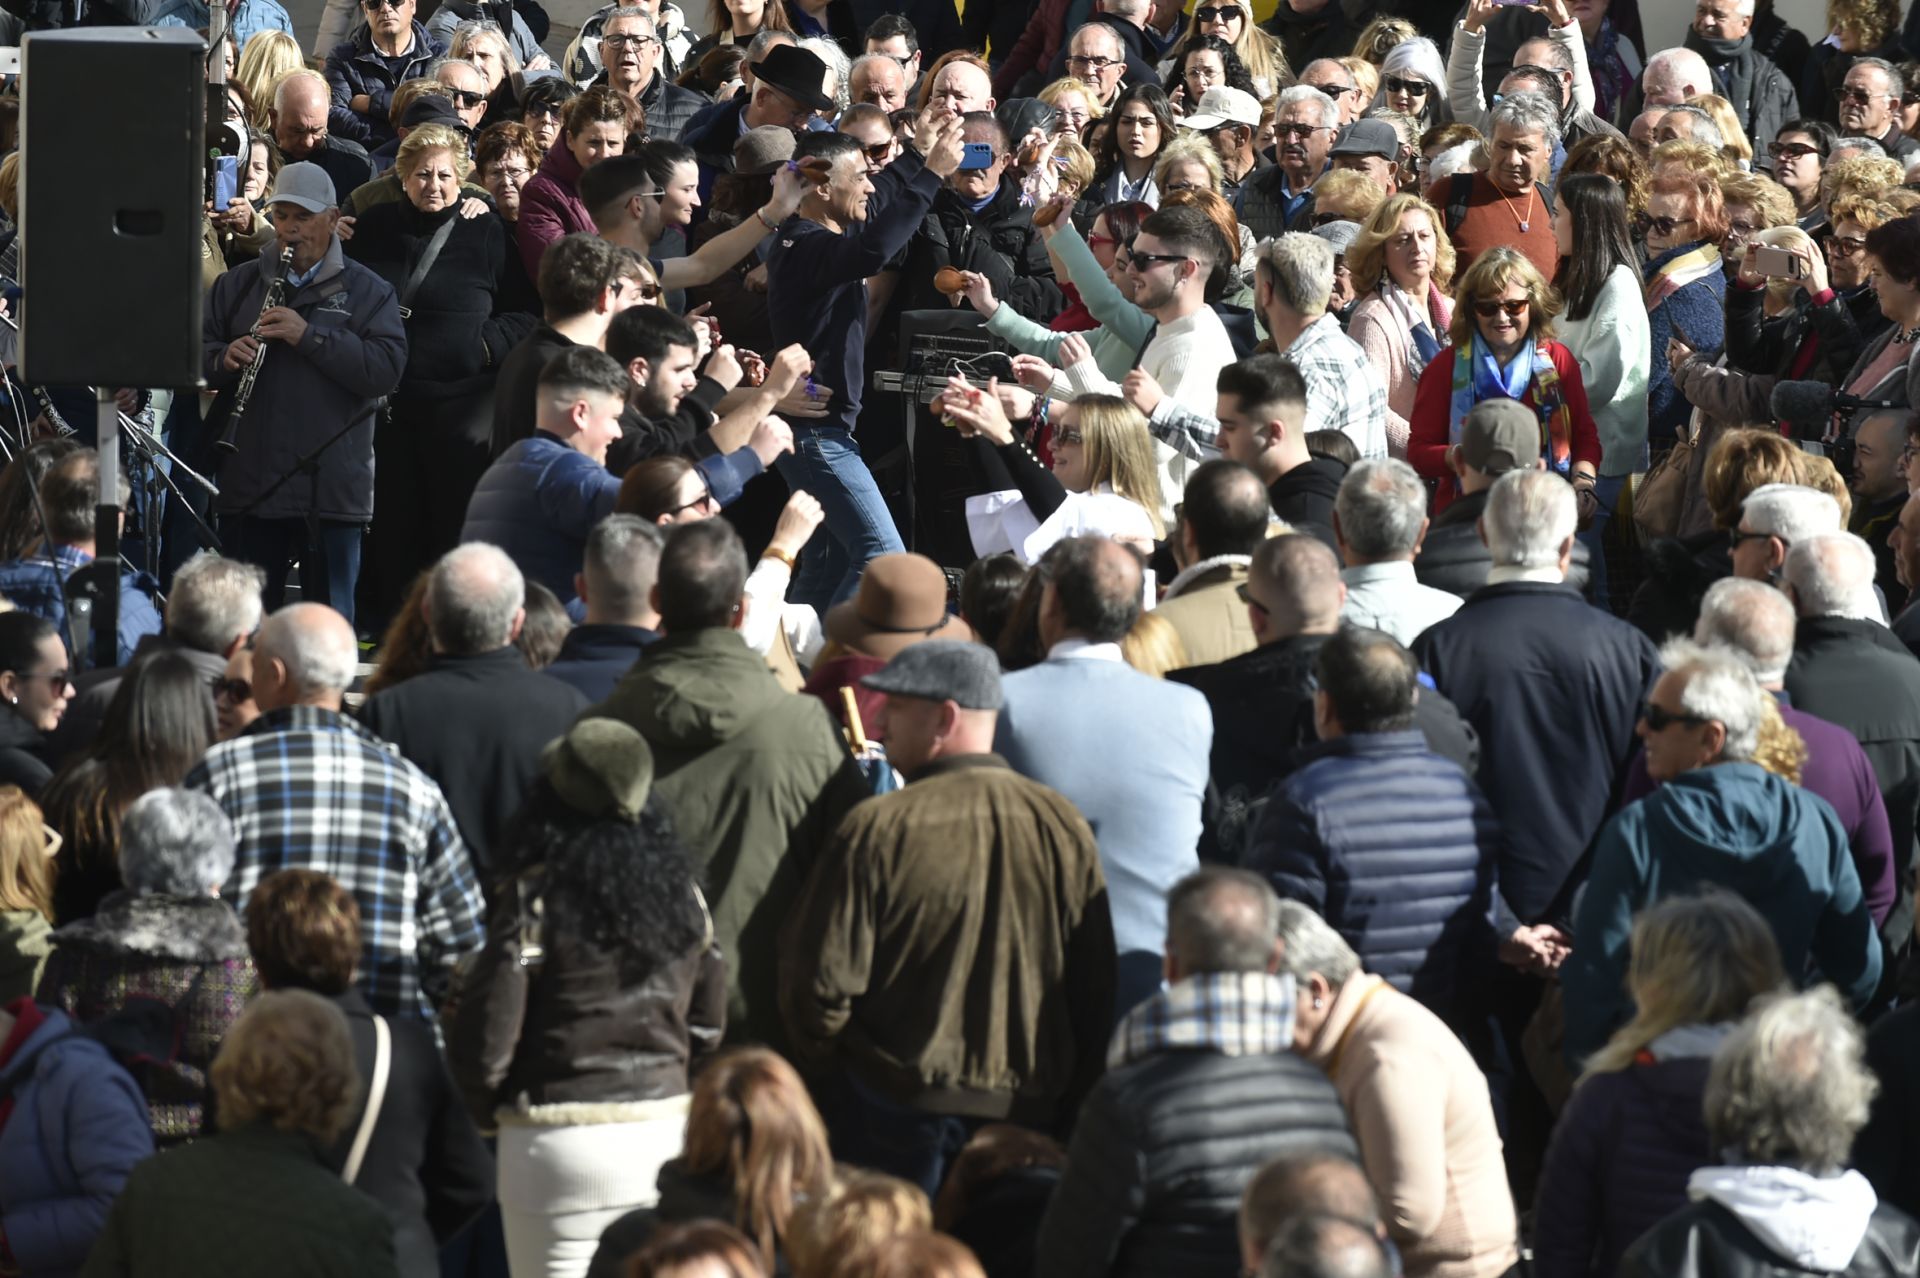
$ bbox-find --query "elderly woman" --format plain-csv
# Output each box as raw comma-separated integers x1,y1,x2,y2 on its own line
449,719,723,1278
1718,172,1796,281
1276,901,1521,1278
1347,193,1457,459
519,85,630,278
346,122,537,631
474,121,544,314
1371,36,1450,133
1534,891,1785,1278
1622,987,1920,1275
247,870,492,1278
1038,76,1102,140
1768,119,1838,233
519,76,578,157
1831,215,1920,439
1407,246,1602,513
83,990,402,1278
0,613,70,798
36,788,259,1146
1643,170,1728,451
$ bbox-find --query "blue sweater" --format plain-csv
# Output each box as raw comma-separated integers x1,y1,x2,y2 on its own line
1644,242,1727,445
1245,729,1499,1021
461,433,620,608
765,148,944,436
1563,763,1881,1067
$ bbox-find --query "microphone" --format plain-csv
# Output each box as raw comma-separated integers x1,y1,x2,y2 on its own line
1769,380,1905,424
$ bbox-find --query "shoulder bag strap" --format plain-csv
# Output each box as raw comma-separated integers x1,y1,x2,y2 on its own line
341,1014,392,1186
397,217,458,319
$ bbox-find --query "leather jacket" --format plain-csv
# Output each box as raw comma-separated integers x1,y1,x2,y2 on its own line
1623,1199,1920,1278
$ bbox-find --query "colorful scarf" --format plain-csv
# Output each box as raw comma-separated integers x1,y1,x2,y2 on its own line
1588,19,1636,128
1646,242,1723,309
1448,335,1572,473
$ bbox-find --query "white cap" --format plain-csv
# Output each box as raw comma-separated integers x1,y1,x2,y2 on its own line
1180,85,1262,132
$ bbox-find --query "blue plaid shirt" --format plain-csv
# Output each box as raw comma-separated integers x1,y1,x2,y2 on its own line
1108,970,1298,1069
184,705,485,1020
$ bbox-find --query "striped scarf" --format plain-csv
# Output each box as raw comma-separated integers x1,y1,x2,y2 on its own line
1448,335,1573,474
1646,242,1723,309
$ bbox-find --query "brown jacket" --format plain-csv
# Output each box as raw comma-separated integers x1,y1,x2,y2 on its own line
1156,561,1257,671
1301,974,1519,1278
779,754,1115,1127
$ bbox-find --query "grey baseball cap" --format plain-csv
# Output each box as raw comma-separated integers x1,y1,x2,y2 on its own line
1461,399,1544,474
860,639,1004,711
265,161,337,213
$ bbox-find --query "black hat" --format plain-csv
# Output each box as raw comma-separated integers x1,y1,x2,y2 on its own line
752,44,835,114
402,95,468,132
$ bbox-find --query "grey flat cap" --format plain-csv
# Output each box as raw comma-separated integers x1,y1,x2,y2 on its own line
860,639,1004,710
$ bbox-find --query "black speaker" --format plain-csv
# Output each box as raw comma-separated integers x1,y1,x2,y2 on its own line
21,28,204,388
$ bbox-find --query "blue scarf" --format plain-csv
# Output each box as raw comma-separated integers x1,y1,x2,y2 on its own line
1447,334,1571,474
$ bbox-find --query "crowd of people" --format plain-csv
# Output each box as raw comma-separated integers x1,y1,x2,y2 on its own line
2,0,1920,1273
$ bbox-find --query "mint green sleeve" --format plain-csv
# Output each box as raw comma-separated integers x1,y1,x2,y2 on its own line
1053,222,1155,350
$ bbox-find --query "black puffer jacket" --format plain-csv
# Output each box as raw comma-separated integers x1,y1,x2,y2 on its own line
1032,1051,1359,1278
899,181,1062,323
1622,1198,1920,1278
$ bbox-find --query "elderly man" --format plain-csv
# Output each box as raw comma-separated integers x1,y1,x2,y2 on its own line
1248,628,1499,1025
1299,59,1364,126
1850,409,1911,612
1034,869,1357,1278
1053,11,1155,110
205,162,406,626
995,536,1212,1014
681,43,836,210
185,603,484,1020
360,544,589,872
322,0,443,149
1730,482,1844,585
781,639,1114,1199
1679,0,1798,150
1838,58,1920,162
1240,1154,1386,1275
1325,119,1399,196
1448,0,1625,153
1158,459,1270,667
543,516,664,700
899,112,1059,320
1622,988,1920,1277
1182,87,1269,207
1428,92,1560,277
1563,640,1880,1065
590,7,703,140
1209,356,1342,551
270,70,373,204
1655,103,1726,148
1334,459,1462,643
1239,86,1338,242
1641,46,1715,109
433,58,490,135
1784,531,1920,951
849,51,909,113
924,51,997,116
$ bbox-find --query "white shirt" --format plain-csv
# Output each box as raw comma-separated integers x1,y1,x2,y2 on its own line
1048,638,1125,663
1339,560,1463,645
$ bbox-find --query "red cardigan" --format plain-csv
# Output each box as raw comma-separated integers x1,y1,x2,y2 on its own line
1407,342,1604,513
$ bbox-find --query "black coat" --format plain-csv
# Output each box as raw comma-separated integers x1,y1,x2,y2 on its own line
587,1163,743,1278
1858,1003,1920,1220
1032,1051,1359,1278
317,989,493,1278
1169,634,1478,864
900,182,1062,323
1042,13,1160,92
1267,456,1345,555
1261,0,1359,77
1412,582,1660,924
542,624,660,703
358,646,589,874
0,709,52,799
1415,487,1594,600
1622,1199,1920,1278
1627,530,1731,645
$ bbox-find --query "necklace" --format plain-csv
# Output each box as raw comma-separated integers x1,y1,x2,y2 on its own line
1896,322,1920,345
1495,181,1536,233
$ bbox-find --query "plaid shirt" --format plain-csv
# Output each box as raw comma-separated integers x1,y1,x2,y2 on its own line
184,705,485,1020
1108,970,1298,1070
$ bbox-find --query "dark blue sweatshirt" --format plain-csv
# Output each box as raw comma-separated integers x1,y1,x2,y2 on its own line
766,148,944,436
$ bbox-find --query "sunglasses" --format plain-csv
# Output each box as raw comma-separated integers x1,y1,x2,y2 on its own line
212,677,253,703
1277,123,1329,140
361,0,403,10
1307,81,1356,98
18,668,71,690
1383,76,1431,97
1052,427,1083,445
1834,86,1892,105
862,140,894,162
1473,298,1528,317
1311,210,1352,226
448,89,486,108
1087,232,1121,251
1641,701,1708,732
1729,528,1775,551
1125,250,1190,271
1638,214,1694,237
1234,582,1270,617
1768,141,1819,160
525,102,565,121
1194,5,1242,20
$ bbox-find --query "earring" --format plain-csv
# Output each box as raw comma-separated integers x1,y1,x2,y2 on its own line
1312,997,1323,1009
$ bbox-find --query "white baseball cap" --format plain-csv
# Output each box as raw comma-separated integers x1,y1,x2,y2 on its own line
1180,86,1262,132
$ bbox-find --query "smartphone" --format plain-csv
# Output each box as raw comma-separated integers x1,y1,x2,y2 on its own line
961,141,995,169
212,154,239,208
1753,245,1806,279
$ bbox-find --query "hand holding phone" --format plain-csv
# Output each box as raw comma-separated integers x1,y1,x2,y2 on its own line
1753,245,1806,279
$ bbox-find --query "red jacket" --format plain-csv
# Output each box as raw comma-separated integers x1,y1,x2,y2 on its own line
1407,342,1603,513
991,0,1072,100
517,139,594,280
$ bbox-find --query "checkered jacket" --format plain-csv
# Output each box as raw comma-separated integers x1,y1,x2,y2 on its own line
184,705,485,1020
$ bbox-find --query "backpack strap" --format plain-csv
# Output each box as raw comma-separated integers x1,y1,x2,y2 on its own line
1444,173,1475,240
341,1015,391,1186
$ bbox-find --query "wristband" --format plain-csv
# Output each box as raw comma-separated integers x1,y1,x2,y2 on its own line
761,547,797,571
755,207,779,232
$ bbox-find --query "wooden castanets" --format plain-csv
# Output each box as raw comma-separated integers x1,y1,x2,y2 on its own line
1031,200,1065,228
933,267,967,295
789,156,834,183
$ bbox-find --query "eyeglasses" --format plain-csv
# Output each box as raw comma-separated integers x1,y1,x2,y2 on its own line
1125,250,1190,272
488,164,532,184
447,89,486,108
1194,5,1242,20
1726,219,1759,237
1306,81,1356,99
1641,701,1708,732
1277,123,1330,140
1473,298,1529,317
212,677,253,703
1052,427,1083,445
879,51,915,70
1638,214,1695,237
1729,528,1776,552
1234,582,1270,619
18,668,71,690
1830,235,1869,258
1065,54,1119,73
1768,141,1820,160
602,33,661,49
1383,76,1431,98
1834,86,1893,105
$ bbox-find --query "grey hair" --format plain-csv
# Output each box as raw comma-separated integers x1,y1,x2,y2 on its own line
451,18,520,72
1427,142,1480,181
1256,233,1334,318
1166,868,1281,974
1660,638,1765,763
1070,20,1125,57
1482,469,1576,572
1705,985,1877,1174
744,27,794,62
1849,56,1900,90
1663,104,1724,149
255,603,357,695
1261,1214,1393,1278
849,51,896,83
1103,0,1152,18
1272,900,1362,986
1741,483,1841,546
798,36,850,111
1694,577,1795,684
583,515,665,621
1829,136,1888,161
1335,459,1427,561
1489,91,1561,148
603,4,654,29
166,552,266,655
426,543,526,655
1370,37,1450,124
431,56,486,84
1783,532,1879,621
1275,84,1339,131
1514,35,1574,75
1644,47,1712,92
120,788,237,895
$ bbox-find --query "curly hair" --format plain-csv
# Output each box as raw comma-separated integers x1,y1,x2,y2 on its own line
1706,985,1878,1173
1649,168,1729,245
1719,172,1797,232
1162,34,1257,100
1348,192,1455,297
1821,153,1905,207
1752,695,1808,784
1561,133,1649,220
787,1172,932,1278
475,120,542,175
1446,246,1563,349
1650,138,1730,180
246,869,360,995
396,123,474,182
1827,0,1901,51
212,989,358,1141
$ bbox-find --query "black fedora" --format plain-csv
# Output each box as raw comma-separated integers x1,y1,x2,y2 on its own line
753,44,835,114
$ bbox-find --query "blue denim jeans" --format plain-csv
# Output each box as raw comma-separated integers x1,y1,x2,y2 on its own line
774,426,905,611
825,1072,981,1200
1577,474,1627,611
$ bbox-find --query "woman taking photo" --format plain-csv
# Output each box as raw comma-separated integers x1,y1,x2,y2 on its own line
1081,85,1174,220
450,719,723,1278
1552,173,1649,585
519,86,632,278
1408,246,1602,513
348,123,537,633
1642,169,1727,452
0,613,71,798
1347,193,1456,459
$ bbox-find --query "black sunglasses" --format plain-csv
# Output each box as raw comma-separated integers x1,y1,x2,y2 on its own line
1194,5,1242,20
1635,214,1695,237
1383,75,1431,97
1729,528,1776,551
211,676,252,703
1234,582,1269,617
1473,298,1528,317
1642,701,1708,732
448,89,486,108
361,0,402,10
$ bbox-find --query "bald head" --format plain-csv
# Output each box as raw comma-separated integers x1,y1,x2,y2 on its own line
928,57,993,115
1694,577,1796,685
272,71,332,159
254,603,357,711
1643,48,1712,107
1248,534,1344,638
1784,532,1880,620
1165,867,1280,979
1041,535,1144,646
1240,1154,1381,1273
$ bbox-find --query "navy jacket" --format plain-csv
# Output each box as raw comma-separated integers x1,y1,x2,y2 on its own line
1245,729,1500,1020
1644,241,1727,445
1412,580,1660,925
461,433,620,609
0,544,161,669
1859,1002,1920,1221
323,21,446,149
542,623,659,702
678,95,747,220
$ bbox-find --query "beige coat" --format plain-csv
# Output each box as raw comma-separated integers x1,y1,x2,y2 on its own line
1156,561,1257,670
1302,974,1519,1278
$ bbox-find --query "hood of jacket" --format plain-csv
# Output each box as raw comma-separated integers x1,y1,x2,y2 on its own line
612,628,788,751
51,891,250,963
1272,455,1347,503
1689,1165,1878,1271
1644,763,1810,862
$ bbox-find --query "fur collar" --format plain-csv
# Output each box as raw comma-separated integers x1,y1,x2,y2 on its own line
53,891,249,962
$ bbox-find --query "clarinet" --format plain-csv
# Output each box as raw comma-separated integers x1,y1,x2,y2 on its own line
215,245,295,455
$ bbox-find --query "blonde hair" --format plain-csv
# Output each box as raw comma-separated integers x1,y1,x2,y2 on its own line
1309,168,1387,226
841,1234,986,1278
212,989,359,1140
1154,135,1225,194
1828,0,1902,50
1121,610,1189,678
1752,695,1808,784
1339,56,1379,104
0,786,53,922
1039,75,1106,122
236,30,304,129
1797,453,1855,525
1719,172,1797,232
396,124,476,183
1072,394,1167,538
1446,246,1562,349
1581,890,1786,1076
1052,136,1096,199
1684,92,1752,165
786,1172,932,1278
1650,138,1731,179
0,153,18,225
1822,154,1905,208
1352,15,1417,65
1348,192,1454,296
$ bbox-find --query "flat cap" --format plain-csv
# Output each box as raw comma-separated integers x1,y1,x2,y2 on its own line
860,639,1004,711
